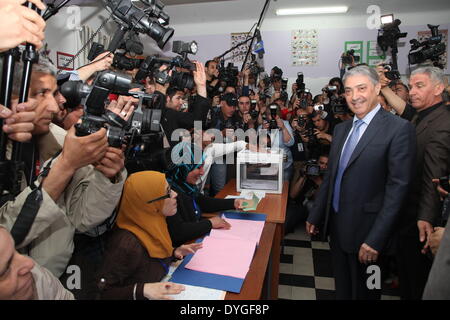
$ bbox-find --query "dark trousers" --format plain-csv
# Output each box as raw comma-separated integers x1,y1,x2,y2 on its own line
329,214,381,300
396,224,433,300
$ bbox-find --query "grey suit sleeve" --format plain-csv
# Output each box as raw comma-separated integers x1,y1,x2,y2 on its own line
365,121,417,251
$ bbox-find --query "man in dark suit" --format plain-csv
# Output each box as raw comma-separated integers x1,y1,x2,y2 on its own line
396,66,450,300
306,66,416,300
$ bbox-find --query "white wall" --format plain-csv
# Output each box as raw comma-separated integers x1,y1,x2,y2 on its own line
44,4,450,95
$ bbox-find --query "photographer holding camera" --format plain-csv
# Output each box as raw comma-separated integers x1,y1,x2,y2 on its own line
259,102,295,181
155,61,210,147
208,92,242,196
0,57,126,278
395,66,450,300
285,154,329,234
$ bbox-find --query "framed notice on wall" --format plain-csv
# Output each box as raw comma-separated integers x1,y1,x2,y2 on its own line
57,51,75,71
367,41,386,67
291,29,319,66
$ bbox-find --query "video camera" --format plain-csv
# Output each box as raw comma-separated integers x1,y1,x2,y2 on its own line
342,49,360,65
103,0,174,51
135,40,198,90
409,24,446,68
218,61,239,88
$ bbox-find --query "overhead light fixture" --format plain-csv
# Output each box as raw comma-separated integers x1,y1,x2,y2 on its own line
276,6,349,16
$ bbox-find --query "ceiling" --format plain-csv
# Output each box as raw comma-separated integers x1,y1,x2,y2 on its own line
44,0,450,24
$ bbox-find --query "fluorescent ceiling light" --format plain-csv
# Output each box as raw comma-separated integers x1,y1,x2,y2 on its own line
276,6,349,16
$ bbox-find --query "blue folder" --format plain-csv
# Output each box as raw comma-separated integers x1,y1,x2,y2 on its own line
169,212,267,293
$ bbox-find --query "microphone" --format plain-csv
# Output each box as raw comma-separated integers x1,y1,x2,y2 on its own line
254,29,265,59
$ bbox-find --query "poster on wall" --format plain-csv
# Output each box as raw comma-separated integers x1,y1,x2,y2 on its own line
367,41,386,67
344,41,364,64
416,29,448,69
291,29,319,66
230,32,251,63
57,51,75,71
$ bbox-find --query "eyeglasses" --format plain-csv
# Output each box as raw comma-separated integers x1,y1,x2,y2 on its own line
147,187,172,204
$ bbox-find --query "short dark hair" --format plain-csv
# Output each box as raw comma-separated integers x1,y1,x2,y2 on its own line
313,94,322,104
205,60,217,68
389,81,409,92
167,86,184,99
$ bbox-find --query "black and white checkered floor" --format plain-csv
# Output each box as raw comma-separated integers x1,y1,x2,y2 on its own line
278,225,401,300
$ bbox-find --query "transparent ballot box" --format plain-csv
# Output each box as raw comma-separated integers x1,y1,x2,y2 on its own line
236,149,284,194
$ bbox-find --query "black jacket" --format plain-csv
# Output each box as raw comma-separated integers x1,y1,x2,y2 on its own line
161,94,211,147
166,192,235,247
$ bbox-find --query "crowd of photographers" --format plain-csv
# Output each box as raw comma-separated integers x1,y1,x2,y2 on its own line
1,0,450,301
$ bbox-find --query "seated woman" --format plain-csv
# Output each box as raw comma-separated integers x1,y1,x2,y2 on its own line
165,142,244,247
96,171,201,300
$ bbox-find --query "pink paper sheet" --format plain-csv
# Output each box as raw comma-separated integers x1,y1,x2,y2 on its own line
185,236,256,279
209,218,265,245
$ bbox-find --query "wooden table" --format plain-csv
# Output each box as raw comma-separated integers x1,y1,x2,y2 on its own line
225,222,276,300
215,179,289,300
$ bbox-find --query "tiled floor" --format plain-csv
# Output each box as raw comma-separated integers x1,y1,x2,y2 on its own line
278,225,401,300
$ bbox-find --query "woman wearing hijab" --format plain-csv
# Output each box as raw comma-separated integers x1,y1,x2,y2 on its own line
96,171,202,300
165,142,244,247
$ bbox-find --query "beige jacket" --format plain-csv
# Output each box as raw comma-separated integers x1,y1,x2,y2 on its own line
1,124,127,277
31,262,74,300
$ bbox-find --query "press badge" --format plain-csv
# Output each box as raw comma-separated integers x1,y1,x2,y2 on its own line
297,143,304,152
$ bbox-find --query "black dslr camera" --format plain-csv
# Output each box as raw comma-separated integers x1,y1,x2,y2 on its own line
268,103,279,130
381,63,401,81
304,159,321,176
60,71,162,148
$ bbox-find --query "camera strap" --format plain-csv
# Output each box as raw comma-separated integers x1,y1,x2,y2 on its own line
10,151,61,246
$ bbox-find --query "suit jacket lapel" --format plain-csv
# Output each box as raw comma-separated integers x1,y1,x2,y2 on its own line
345,108,386,170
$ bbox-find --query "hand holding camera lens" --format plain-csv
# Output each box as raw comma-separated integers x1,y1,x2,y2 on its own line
60,126,109,172
94,146,125,180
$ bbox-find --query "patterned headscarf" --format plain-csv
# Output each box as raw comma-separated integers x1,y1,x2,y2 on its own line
165,142,205,196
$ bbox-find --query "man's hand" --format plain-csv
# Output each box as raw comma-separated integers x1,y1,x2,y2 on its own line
275,115,285,129
358,243,379,264
306,221,319,236
376,65,391,89
428,227,445,256
0,1,46,52
154,65,172,95
209,216,231,229
1,100,36,142
174,243,203,259
432,178,449,200
94,147,125,180
59,126,108,172
193,61,207,98
91,51,114,72
107,95,136,121
418,220,434,254
314,129,332,142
